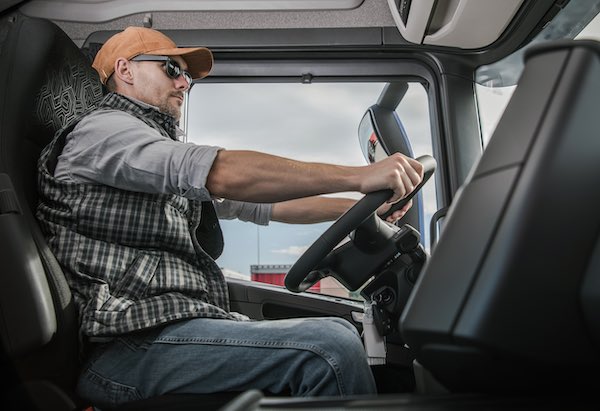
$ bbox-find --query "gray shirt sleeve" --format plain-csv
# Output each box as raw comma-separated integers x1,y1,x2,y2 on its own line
54,109,222,201
214,199,272,226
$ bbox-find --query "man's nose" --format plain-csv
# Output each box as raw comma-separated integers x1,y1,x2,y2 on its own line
175,75,190,91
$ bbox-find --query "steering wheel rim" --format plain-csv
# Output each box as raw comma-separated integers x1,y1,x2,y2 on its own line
284,154,436,292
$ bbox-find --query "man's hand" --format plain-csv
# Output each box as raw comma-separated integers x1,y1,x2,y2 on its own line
377,199,413,224
359,153,423,203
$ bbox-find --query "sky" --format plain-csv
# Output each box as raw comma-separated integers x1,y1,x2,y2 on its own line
186,82,436,277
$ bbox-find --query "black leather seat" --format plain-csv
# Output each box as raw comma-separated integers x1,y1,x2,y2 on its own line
0,15,102,410
401,40,600,393
0,16,240,411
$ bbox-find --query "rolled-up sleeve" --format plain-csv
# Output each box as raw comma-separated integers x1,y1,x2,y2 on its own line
214,199,272,226
55,110,223,201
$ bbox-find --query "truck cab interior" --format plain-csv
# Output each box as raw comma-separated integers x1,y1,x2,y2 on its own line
1,1,599,410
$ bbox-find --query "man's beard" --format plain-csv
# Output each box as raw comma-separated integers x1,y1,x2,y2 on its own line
158,99,181,121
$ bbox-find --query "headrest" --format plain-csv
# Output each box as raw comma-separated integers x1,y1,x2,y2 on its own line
0,16,103,208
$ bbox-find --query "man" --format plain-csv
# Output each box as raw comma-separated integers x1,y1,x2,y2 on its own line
36,27,423,408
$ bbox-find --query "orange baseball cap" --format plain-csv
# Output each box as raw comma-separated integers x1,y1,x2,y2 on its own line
92,26,213,84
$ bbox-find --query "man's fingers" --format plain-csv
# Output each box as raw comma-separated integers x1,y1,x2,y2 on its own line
384,199,413,223
403,160,423,192
389,165,418,203
400,171,414,196
407,157,425,183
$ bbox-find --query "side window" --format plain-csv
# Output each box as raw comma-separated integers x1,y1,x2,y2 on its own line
187,81,434,300
475,84,515,146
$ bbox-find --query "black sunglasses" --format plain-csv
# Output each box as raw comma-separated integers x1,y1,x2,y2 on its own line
131,55,193,86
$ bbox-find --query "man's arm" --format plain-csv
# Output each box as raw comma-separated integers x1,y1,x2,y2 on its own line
271,197,355,224
206,150,423,204
271,196,414,224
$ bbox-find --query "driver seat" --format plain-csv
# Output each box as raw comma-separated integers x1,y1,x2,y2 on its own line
400,40,600,393
0,16,239,410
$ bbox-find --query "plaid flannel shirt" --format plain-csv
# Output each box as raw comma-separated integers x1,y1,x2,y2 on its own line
37,93,247,338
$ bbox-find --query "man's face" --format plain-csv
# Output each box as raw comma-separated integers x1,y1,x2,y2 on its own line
131,55,190,121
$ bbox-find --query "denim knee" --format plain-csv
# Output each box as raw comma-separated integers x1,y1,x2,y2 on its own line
298,318,375,395
311,319,364,356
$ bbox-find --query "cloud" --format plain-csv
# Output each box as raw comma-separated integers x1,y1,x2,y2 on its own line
272,245,309,256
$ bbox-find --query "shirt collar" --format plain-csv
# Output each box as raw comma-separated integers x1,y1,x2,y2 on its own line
99,93,183,140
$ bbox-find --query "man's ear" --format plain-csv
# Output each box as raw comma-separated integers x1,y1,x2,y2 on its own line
113,57,135,86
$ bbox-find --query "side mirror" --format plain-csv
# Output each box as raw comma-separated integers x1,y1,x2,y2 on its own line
358,109,388,164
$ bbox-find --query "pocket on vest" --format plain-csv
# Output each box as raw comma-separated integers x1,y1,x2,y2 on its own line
97,252,161,314
112,253,161,300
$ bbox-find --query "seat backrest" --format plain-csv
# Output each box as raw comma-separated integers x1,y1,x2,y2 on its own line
0,15,103,405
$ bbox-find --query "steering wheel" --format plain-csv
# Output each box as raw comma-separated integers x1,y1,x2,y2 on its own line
284,155,436,292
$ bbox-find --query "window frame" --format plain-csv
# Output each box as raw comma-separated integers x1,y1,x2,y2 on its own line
184,56,446,300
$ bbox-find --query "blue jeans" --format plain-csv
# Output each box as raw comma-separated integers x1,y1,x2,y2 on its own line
77,317,377,408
